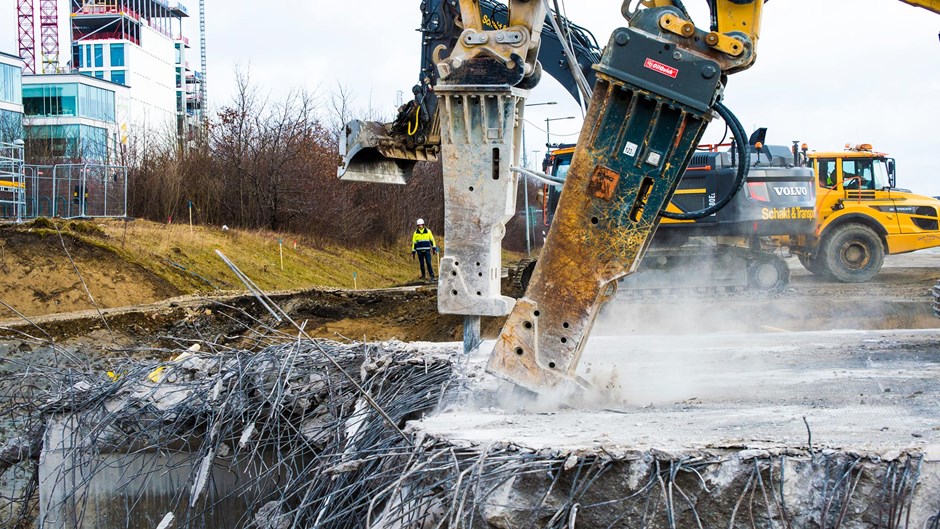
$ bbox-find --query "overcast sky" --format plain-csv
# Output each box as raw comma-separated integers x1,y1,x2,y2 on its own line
2,1,939,194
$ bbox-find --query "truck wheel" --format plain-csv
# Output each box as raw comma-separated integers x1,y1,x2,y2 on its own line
933,280,940,319
747,254,790,294
819,224,884,283
797,253,829,277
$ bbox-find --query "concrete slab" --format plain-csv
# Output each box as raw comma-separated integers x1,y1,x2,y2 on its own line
421,330,940,455
401,330,940,527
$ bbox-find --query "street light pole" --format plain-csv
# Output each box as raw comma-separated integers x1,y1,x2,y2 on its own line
545,116,576,147
521,102,557,257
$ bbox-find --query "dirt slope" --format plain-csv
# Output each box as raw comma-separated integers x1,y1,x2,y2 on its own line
0,219,422,319
0,226,180,317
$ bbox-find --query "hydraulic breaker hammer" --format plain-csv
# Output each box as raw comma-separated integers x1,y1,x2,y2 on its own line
432,0,546,317
487,2,765,395
435,85,526,316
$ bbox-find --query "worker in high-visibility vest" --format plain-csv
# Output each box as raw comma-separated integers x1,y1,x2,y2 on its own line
411,218,437,281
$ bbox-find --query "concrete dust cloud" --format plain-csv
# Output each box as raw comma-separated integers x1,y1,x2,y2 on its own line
563,254,940,407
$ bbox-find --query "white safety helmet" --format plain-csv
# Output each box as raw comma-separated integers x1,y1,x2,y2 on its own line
416,218,425,225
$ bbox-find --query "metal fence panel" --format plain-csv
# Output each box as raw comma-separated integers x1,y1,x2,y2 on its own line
10,163,128,220
0,141,26,222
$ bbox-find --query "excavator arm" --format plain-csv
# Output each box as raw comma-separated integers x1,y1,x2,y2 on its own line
899,0,940,14
338,0,601,185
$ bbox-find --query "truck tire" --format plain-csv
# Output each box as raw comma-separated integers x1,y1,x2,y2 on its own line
797,253,829,277
819,224,884,283
747,253,790,294
933,280,940,319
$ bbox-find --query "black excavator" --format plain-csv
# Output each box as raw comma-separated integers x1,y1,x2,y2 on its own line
535,130,816,296
339,0,601,184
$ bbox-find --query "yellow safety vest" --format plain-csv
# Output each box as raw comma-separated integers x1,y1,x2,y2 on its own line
412,227,436,251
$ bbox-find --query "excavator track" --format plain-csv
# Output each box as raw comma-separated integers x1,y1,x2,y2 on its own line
618,245,791,299
512,245,791,302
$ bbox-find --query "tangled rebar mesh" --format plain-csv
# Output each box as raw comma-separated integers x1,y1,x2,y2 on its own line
0,335,461,529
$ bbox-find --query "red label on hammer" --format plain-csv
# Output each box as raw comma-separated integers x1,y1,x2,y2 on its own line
643,58,678,79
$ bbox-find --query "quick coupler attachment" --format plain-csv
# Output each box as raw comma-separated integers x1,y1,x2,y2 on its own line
488,27,723,394
337,120,439,185
437,85,527,317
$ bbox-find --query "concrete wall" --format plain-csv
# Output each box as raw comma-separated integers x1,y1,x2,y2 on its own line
39,417,284,529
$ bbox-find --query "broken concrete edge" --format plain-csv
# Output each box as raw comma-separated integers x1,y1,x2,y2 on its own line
370,434,940,528
402,433,938,467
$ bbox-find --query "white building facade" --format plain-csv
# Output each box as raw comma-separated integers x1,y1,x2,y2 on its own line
69,0,202,148
0,52,24,143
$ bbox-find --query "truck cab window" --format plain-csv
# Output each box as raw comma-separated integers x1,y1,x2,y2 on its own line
871,158,890,189
817,159,836,188
843,159,876,190
554,157,571,181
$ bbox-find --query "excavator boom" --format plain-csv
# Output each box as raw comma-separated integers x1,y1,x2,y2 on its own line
899,0,940,14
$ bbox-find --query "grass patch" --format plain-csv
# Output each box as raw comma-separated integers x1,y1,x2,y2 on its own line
48,219,424,294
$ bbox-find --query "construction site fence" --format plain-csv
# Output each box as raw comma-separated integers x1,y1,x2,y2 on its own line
0,141,27,222
0,163,128,221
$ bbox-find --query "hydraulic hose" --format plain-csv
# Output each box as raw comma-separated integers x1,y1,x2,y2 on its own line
660,101,750,221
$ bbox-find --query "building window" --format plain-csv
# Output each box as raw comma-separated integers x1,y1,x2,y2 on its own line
93,71,104,79
24,124,109,162
23,83,78,117
0,108,23,143
78,84,115,123
72,45,81,69
0,63,23,105
111,70,126,85
110,44,125,67
94,44,104,68
85,46,92,70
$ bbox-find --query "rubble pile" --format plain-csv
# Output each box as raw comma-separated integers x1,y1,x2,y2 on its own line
0,332,937,528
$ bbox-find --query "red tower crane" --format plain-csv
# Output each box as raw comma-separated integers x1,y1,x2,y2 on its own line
17,0,36,74
39,0,59,73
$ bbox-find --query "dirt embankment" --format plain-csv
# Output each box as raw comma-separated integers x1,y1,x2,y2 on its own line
0,216,937,350
0,218,427,321
0,224,180,317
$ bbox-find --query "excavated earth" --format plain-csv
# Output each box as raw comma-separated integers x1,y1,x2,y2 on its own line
0,251,937,349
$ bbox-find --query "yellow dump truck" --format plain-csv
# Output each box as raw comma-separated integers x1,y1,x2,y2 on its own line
785,144,940,282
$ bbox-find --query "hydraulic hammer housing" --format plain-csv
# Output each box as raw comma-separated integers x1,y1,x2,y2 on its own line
437,84,526,316
487,25,723,394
